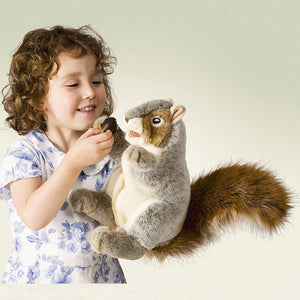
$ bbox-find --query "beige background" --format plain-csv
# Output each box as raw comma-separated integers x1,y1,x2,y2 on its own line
0,0,299,299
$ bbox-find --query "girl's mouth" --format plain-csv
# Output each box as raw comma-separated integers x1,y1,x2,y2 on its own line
77,105,96,112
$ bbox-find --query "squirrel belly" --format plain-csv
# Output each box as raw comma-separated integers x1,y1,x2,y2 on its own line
107,145,190,250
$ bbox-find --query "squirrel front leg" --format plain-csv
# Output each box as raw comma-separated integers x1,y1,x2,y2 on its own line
108,127,129,163
127,145,157,168
69,189,116,229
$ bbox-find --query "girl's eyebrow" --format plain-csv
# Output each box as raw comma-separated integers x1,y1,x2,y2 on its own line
61,72,81,79
60,70,104,80
94,69,104,76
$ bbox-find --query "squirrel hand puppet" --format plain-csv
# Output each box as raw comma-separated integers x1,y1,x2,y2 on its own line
69,99,292,261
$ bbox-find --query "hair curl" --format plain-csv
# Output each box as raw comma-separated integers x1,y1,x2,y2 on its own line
2,25,116,135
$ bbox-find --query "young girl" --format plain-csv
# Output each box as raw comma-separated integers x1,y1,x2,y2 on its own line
0,25,126,284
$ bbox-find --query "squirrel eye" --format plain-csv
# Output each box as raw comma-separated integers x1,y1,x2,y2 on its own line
152,117,161,124
152,116,164,127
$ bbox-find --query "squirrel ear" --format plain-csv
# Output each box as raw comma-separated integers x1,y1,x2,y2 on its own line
171,105,186,124
123,116,130,129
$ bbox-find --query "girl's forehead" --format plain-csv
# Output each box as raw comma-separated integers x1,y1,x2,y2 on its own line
54,53,101,77
57,52,97,65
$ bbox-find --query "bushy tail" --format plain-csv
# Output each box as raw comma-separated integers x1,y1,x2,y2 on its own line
146,163,293,261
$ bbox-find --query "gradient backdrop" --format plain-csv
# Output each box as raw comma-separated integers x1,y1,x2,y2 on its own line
0,1,299,299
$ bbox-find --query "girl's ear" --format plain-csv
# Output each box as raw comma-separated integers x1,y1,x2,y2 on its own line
170,105,186,124
42,98,48,112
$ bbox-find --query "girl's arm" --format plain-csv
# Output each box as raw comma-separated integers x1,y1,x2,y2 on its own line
10,128,114,231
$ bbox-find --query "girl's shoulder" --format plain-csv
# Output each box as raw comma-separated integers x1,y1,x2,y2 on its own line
1,131,48,165
4,132,39,155
0,131,52,193
5,130,64,169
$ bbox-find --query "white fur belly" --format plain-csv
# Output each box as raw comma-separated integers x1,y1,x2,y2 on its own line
113,173,157,228
103,166,123,199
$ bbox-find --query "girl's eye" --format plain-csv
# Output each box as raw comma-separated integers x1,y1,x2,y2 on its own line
92,81,103,86
66,83,79,88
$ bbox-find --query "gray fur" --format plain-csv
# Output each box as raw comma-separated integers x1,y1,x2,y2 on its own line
108,127,128,163
125,120,190,249
125,99,173,119
90,227,146,260
69,189,116,229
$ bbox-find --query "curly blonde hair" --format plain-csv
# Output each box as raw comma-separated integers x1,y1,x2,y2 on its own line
2,25,116,135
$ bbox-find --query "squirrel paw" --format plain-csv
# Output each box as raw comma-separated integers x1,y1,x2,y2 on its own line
128,146,155,167
90,226,146,260
69,188,97,214
69,189,86,212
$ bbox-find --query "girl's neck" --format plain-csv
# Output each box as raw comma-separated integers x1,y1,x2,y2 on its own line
45,128,83,153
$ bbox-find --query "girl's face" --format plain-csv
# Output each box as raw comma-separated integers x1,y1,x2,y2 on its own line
44,52,107,135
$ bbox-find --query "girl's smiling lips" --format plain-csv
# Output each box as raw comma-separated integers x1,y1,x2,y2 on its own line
77,105,96,112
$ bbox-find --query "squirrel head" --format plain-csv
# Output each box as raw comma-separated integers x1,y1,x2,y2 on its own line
124,99,186,148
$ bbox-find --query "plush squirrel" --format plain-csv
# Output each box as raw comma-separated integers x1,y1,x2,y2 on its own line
70,99,292,261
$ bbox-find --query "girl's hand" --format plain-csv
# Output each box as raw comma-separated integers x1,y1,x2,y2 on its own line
66,128,115,170
10,128,115,231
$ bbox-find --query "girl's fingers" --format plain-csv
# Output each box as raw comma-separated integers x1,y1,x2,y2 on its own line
97,135,114,150
91,130,113,143
78,128,97,141
80,128,111,142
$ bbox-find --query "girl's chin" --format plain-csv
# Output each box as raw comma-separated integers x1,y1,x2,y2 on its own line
78,119,97,129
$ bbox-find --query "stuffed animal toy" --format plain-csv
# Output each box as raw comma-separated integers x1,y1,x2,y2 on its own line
69,99,292,261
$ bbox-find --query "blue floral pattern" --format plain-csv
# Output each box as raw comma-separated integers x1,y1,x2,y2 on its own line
0,131,126,284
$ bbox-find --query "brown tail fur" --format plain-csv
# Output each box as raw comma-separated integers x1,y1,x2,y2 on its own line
146,163,293,261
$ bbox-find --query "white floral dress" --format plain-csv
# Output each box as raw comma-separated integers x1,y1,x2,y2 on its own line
0,131,126,284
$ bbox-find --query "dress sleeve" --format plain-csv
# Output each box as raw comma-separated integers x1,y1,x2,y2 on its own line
0,140,42,200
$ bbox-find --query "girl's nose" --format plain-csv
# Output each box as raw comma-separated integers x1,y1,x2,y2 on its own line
82,83,96,100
